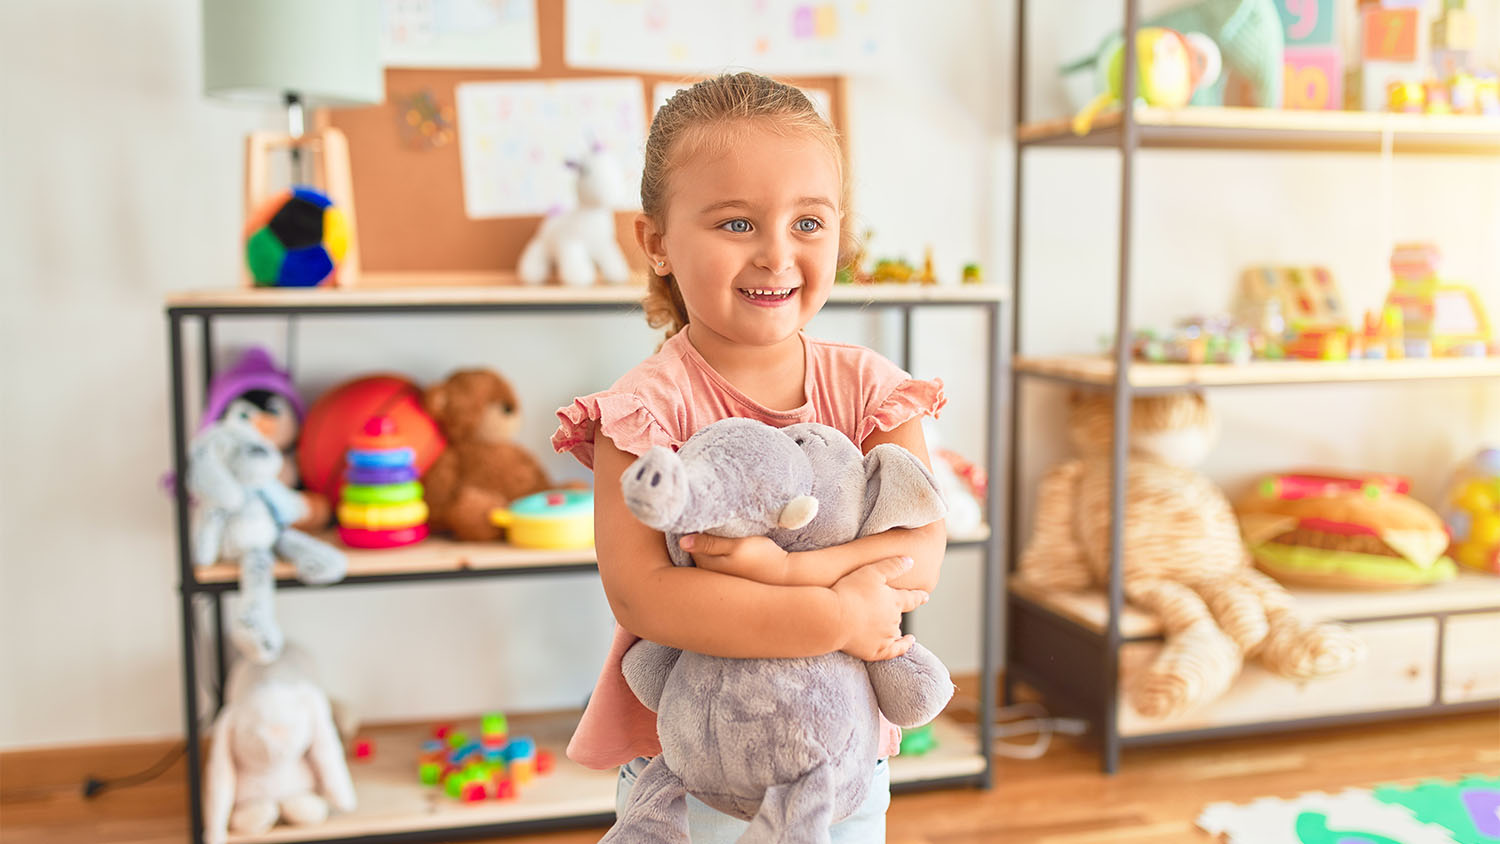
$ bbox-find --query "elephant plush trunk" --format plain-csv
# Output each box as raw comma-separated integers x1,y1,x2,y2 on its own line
621,446,691,532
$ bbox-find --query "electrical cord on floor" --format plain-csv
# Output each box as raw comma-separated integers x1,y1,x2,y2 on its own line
80,599,224,800
82,741,188,798
946,695,1090,760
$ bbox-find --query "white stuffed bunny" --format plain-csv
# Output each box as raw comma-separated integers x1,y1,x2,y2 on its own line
517,144,632,287
204,644,357,844
188,417,347,663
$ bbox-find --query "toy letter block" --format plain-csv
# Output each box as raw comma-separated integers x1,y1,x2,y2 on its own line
1362,6,1420,63
1277,0,1336,47
1284,47,1343,109
1431,9,1477,50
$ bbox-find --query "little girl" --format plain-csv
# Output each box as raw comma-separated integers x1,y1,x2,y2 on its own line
552,72,948,842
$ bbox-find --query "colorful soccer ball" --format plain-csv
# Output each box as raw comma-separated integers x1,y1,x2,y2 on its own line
244,186,349,287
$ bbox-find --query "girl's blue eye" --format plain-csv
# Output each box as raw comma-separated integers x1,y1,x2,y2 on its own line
722,219,752,233
795,218,822,233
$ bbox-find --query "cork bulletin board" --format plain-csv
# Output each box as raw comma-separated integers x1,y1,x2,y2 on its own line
328,1,847,286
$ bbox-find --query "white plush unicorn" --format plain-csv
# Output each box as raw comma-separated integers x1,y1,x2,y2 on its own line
517,145,632,287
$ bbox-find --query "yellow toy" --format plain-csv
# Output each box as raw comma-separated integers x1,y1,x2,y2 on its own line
1441,448,1500,574
489,490,595,550
1072,27,1223,135
1385,243,1494,358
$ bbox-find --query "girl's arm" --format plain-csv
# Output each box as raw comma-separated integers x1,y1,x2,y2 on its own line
592,430,928,661
684,417,947,592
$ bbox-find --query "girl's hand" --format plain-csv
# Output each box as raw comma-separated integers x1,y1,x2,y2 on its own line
832,556,930,661
680,534,791,585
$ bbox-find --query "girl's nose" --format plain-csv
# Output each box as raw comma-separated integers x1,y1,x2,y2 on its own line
754,232,795,275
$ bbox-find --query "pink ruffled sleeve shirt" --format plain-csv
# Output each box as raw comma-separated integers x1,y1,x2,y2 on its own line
551,330,946,771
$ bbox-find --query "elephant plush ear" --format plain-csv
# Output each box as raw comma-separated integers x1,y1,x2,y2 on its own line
861,444,948,537
777,495,819,530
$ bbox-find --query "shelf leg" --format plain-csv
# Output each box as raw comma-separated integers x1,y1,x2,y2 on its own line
170,311,207,844
213,594,227,712
979,300,1006,789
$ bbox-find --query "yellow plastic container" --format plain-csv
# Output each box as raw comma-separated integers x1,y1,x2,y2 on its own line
489,490,595,550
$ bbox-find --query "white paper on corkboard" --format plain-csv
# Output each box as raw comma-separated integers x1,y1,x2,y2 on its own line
455,77,647,219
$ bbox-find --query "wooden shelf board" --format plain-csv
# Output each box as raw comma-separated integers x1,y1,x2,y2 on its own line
1010,570,1500,640
1015,354,1500,389
166,283,1007,312
194,527,992,586
1018,105,1500,153
224,710,983,843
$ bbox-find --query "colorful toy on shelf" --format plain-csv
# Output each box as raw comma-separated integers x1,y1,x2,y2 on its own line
1238,470,1458,590
1130,315,1253,365
898,722,938,756
1062,0,1284,111
415,713,553,802
352,738,375,762
1234,265,1347,328
1282,323,1350,360
869,257,915,284
1277,0,1343,110
1355,305,1405,360
961,263,983,285
488,489,595,550
298,375,446,503
1350,0,1428,110
1071,27,1223,135
337,416,429,549
1384,243,1494,358
1439,447,1500,574
1386,78,1426,112
244,186,350,288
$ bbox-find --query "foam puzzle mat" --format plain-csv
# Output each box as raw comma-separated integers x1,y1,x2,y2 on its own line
1196,776,1499,843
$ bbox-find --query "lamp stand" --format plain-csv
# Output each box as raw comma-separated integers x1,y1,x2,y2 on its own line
243,123,361,288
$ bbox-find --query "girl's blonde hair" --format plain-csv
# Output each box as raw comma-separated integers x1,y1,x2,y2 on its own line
640,72,854,340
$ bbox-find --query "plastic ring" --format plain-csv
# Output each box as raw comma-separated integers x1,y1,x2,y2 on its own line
347,447,416,469
341,481,424,505
339,523,428,549
345,465,419,485
338,499,428,529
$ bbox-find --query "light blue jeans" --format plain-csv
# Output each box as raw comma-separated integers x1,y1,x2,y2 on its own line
614,756,891,843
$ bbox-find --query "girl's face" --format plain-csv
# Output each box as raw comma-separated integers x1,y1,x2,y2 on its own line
651,122,841,349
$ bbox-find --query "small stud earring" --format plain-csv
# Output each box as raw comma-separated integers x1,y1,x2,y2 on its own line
656,260,665,267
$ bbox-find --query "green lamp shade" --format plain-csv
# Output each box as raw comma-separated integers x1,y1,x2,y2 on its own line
202,0,383,107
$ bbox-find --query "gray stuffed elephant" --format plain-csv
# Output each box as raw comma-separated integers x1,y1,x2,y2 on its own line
603,417,955,844
188,418,347,664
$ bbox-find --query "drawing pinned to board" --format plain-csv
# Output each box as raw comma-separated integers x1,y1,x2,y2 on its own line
566,0,886,74
651,81,832,124
383,0,540,69
455,78,646,220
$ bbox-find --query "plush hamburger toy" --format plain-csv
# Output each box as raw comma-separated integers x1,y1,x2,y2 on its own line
1237,472,1458,590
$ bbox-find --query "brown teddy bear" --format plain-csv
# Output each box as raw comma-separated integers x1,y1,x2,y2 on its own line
421,369,555,541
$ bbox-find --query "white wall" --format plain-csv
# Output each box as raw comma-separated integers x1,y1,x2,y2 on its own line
0,0,999,749
3,0,1496,750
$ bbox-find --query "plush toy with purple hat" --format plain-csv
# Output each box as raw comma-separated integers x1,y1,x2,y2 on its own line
202,348,328,528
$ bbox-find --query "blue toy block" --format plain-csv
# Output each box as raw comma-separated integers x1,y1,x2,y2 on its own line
1277,0,1336,47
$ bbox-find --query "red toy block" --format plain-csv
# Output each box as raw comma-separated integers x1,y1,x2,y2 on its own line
493,778,516,799
353,738,375,761
461,782,487,802
1283,47,1343,109
434,724,453,740
537,749,556,774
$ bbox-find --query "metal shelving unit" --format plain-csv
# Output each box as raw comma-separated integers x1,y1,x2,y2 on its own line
1005,0,1500,774
165,282,1008,843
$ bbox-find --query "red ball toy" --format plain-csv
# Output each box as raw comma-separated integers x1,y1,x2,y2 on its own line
298,375,446,501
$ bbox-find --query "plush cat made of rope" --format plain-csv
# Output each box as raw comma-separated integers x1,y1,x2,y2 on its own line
1019,393,1365,718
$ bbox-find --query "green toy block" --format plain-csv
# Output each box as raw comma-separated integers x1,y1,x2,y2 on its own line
899,722,938,756
418,761,442,785
447,730,469,749
444,772,463,798
482,712,508,737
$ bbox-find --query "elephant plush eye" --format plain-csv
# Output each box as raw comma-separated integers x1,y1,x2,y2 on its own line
794,437,805,445
651,472,661,487
636,467,646,481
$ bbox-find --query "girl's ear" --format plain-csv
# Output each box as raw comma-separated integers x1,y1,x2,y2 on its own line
635,214,668,274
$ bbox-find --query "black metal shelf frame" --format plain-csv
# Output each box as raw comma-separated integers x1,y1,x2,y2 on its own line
165,292,1008,843
1005,0,1500,775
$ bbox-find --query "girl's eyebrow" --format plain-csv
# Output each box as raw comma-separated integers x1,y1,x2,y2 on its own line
698,197,836,214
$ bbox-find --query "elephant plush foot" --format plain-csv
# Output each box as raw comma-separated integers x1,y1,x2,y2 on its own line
600,756,690,844
740,763,835,844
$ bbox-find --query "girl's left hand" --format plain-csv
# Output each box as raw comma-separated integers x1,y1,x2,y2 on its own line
680,534,791,585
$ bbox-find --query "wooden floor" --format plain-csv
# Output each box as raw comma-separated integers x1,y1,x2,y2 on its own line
3,709,1495,844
